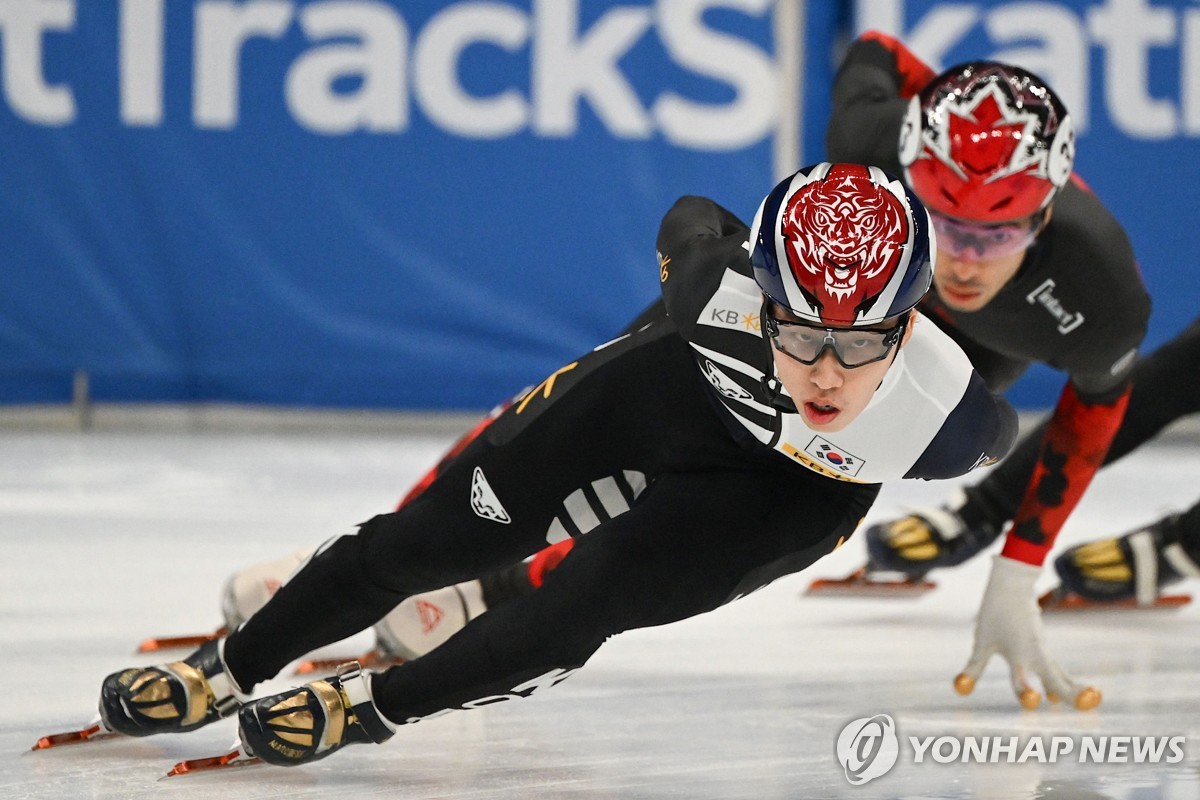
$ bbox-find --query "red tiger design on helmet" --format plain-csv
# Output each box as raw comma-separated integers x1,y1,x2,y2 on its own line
780,164,909,325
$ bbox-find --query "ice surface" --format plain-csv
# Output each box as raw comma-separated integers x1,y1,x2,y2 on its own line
2,417,1199,799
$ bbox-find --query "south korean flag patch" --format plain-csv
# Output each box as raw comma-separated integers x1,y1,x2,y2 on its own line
804,437,865,478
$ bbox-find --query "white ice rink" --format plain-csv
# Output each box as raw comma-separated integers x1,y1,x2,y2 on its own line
2,409,1199,800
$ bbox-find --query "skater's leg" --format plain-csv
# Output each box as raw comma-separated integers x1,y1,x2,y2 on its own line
370,469,877,723
236,467,877,764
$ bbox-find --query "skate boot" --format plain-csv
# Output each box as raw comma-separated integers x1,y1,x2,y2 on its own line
220,548,314,629
865,501,1001,578
99,638,247,736
374,578,487,661
238,662,396,766
1054,514,1200,605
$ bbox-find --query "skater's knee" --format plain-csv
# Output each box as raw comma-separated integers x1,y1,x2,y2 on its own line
354,513,473,595
308,529,410,598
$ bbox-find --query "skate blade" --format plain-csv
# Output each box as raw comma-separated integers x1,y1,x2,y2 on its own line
804,567,935,597
30,722,119,750
163,748,262,778
1039,589,1192,612
293,648,405,676
136,626,227,653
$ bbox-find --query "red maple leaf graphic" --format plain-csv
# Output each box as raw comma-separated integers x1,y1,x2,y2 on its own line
948,92,1026,177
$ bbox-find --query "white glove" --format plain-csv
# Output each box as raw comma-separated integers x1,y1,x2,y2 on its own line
954,555,1101,710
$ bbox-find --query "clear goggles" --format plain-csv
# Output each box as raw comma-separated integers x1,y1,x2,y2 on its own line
930,210,1043,261
764,315,908,369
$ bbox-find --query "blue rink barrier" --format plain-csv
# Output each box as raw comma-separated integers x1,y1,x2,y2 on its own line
0,1,1194,410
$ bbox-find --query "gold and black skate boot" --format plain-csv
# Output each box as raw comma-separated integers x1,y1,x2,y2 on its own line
865,502,1001,577
1054,514,1199,605
237,662,395,766
99,638,247,736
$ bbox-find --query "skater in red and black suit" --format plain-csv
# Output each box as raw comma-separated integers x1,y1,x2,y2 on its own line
97,163,1018,766
821,33,1159,707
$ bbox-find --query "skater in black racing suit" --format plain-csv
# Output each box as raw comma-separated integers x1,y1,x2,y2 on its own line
97,163,1017,766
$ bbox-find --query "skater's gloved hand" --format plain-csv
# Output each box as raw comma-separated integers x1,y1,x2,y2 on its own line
954,555,1102,711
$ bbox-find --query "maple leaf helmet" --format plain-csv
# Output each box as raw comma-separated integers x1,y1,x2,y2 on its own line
749,162,935,327
899,61,1074,224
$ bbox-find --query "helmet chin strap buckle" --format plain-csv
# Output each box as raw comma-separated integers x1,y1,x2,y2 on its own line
761,376,798,413
759,310,799,413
